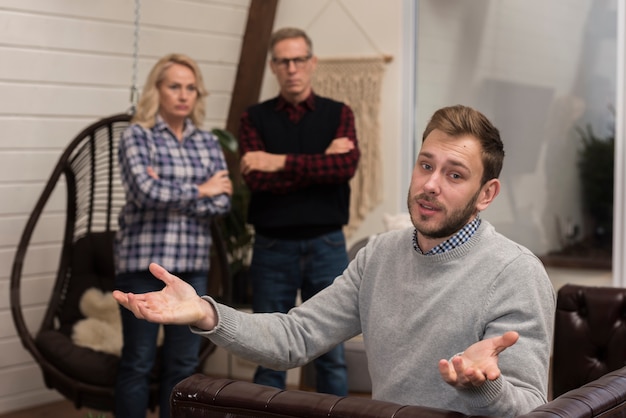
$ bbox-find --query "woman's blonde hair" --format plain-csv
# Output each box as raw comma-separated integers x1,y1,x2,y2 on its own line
132,53,208,128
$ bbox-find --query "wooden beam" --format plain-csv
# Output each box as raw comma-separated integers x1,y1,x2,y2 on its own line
209,0,277,303
225,0,278,136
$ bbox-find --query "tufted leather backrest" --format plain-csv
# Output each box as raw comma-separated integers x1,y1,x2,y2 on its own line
552,284,626,398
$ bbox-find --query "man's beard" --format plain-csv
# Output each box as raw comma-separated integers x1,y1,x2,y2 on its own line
407,189,480,239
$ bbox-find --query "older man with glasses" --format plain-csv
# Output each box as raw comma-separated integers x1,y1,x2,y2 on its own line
237,27,360,396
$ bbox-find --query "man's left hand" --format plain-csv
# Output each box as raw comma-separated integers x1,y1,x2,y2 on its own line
438,331,519,388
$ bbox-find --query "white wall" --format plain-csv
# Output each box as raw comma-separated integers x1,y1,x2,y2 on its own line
0,0,405,414
0,0,249,413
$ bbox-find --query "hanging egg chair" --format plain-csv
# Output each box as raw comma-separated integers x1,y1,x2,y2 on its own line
9,111,230,412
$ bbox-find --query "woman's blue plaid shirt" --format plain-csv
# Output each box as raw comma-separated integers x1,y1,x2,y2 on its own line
115,116,231,273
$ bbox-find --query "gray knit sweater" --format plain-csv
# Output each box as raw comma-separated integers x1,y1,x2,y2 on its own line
194,221,556,417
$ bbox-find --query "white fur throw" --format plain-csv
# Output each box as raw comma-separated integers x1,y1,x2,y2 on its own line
72,288,123,356
72,287,163,356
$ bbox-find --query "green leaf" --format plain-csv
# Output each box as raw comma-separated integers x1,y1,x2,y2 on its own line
212,128,238,154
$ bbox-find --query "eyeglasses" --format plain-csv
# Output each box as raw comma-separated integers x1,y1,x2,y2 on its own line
271,55,312,69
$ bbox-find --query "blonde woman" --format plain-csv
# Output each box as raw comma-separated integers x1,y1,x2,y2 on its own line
114,53,232,418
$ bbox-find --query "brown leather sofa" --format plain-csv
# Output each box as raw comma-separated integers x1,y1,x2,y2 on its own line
551,284,626,399
170,374,491,417
171,367,626,418
171,284,626,418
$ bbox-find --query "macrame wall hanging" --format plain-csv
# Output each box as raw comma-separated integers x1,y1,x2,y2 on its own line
307,0,392,237
312,57,386,237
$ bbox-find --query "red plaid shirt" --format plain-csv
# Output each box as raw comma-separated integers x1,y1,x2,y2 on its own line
239,93,360,194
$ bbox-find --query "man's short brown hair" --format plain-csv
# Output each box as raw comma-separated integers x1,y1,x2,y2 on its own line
423,105,505,185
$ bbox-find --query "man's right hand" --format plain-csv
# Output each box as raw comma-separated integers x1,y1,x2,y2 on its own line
112,263,218,331
240,150,287,174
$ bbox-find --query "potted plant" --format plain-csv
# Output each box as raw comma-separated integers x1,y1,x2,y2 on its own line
576,123,614,249
539,118,615,270
211,128,254,306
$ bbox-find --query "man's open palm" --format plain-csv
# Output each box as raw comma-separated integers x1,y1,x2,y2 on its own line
438,331,519,388
112,263,211,326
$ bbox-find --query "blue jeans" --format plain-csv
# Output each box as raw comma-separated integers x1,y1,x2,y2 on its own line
114,270,207,418
250,230,349,396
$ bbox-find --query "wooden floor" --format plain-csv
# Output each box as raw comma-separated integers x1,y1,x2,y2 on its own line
0,401,159,418
0,385,368,418
0,390,367,418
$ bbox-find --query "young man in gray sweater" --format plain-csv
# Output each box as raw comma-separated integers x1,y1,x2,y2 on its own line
114,104,556,417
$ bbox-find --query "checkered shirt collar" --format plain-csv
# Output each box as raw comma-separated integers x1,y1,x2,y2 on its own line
412,215,481,255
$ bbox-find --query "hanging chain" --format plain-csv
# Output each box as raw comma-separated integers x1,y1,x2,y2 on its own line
129,0,141,113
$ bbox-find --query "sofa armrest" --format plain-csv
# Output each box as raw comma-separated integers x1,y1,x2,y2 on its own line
171,374,478,418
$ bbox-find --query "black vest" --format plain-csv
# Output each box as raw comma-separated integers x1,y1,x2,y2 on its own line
246,96,351,238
